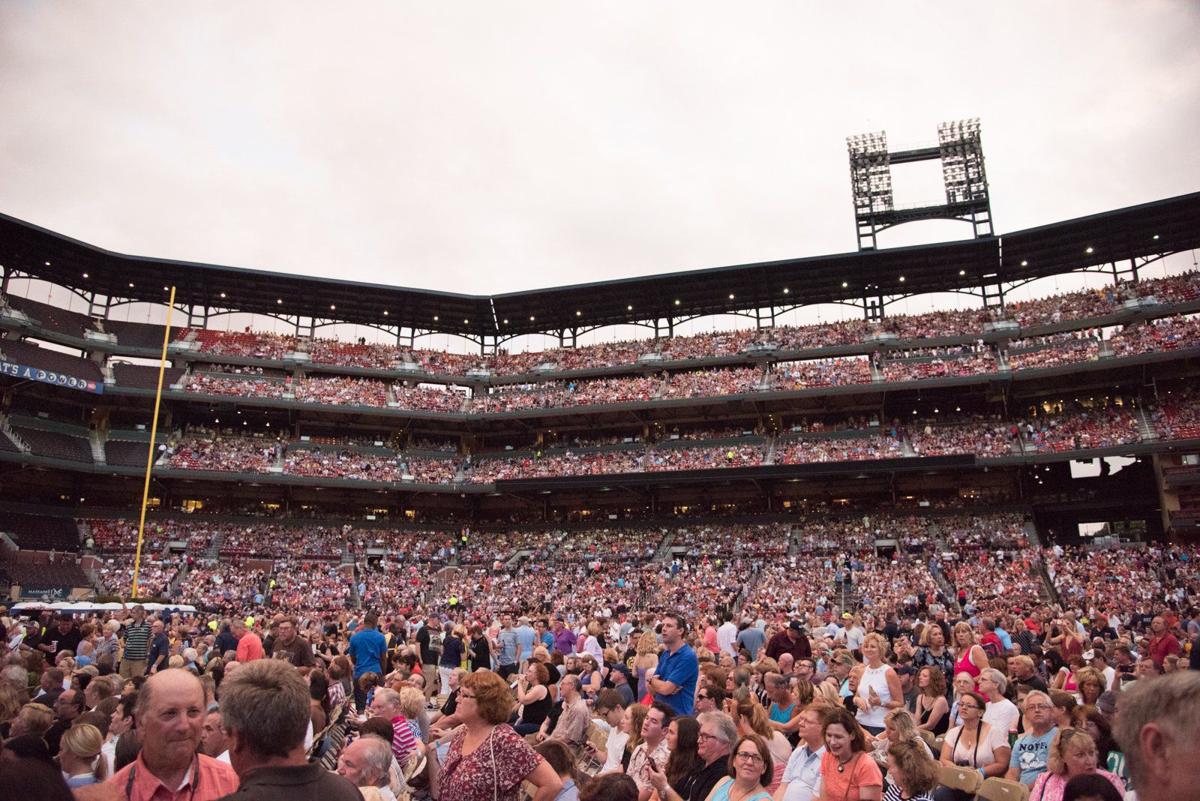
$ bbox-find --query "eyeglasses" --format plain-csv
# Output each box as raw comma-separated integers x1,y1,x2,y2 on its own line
696,693,710,700
697,732,722,742
1024,703,1052,711
735,751,763,763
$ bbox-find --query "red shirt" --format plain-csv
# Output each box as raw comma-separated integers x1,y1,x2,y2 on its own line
109,752,239,801
1148,632,1181,666
236,631,265,661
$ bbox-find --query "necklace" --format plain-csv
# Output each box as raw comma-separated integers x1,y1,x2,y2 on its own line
836,752,855,773
729,782,759,801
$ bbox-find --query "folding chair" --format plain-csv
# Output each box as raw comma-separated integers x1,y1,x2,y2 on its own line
975,776,1031,801
938,764,983,797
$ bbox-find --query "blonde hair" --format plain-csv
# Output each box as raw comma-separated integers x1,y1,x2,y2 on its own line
861,632,888,657
1046,727,1096,775
953,622,976,646
753,656,780,675
61,722,108,780
884,708,920,742
919,624,946,647
1074,667,1105,702
398,686,425,719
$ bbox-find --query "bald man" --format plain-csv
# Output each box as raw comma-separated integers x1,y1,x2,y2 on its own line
109,669,239,801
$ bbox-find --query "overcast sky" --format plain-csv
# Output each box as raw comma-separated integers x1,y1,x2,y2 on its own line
2,2,1198,308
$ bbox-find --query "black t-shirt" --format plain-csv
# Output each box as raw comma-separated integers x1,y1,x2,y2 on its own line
416,626,438,665
50,627,82,659
214,629,239,657
469,636,491,669
441,688,459,717
687,758,731,801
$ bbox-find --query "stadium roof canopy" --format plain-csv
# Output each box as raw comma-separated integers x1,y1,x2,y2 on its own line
1,191,1197,340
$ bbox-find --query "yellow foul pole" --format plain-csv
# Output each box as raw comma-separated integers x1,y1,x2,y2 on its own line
132,286,176,598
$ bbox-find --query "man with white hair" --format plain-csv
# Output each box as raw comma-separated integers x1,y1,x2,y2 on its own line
337,735,397,801
1005,690,1058,786
366,686,420,766
979,667,1019,734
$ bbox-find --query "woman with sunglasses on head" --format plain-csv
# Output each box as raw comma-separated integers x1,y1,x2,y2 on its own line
819,706,884,801
1029,728,1124,801
439,670,563,801
704,734,775,801
883,739,939,801
932,690,1011,801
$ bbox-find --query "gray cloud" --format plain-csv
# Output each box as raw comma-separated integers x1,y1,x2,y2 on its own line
1,1,1197,298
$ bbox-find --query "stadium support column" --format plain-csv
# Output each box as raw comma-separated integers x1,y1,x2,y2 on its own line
863,285,885,321
981,272,1005,312
0,262,8,294
86,292,111,322
187,305,209,330
1110,258,1140,285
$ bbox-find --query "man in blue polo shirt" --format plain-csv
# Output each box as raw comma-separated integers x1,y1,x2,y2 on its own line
648,612,698,716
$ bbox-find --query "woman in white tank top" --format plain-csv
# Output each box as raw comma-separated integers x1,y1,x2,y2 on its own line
854,632,904,734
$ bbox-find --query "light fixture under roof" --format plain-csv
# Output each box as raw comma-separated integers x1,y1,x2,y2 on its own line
627,304,633,311
330,304,336,310
1020,260,1028,267
463,318,469,324
959,269,966,276
276,298,283,304
575,310,582,317
82,272,89,279
529,315,535,321
44,261,51,266
841,281,848,288
1153,234,1160,240
128,282,135,288
674,299,681,306
899,275,905,282
382,310,388,316
219,292,226,298
433,315,439,321
1085,246,1094,254
728,293,735,300
782,288,789,294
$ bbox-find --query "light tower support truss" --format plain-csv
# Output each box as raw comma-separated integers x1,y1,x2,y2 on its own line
847,118,994,253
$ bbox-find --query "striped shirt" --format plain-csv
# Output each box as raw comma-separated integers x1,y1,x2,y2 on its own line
390,715,419,766
122,621,152,661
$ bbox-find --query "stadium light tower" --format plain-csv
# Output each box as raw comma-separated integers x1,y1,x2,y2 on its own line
847,118,993,251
